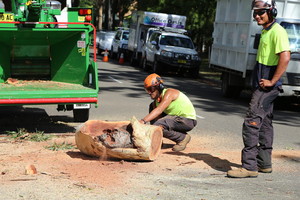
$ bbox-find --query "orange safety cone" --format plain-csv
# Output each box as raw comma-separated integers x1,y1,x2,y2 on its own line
102,49,109,62
119,53,124,64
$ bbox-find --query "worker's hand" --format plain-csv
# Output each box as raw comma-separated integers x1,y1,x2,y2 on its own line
139,119,146,124
259,79,274,89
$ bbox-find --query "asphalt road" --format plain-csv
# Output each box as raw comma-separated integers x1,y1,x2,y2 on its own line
95,59,300,200
0,58,299,155
91,60,300,151
0,57,299,199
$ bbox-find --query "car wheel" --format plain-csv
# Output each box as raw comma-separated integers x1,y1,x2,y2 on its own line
189,66,200,78
142,58,148,71
117,48,121,60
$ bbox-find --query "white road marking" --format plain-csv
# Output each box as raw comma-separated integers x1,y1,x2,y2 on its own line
108,76,122,83
196,115,205,119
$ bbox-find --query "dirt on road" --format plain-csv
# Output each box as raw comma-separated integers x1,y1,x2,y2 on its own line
0,131,299,200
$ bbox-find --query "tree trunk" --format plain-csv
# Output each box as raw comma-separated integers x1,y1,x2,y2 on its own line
75,116,163,161
98,2,103,30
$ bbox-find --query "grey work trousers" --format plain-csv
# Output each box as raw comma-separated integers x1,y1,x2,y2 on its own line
149,103,197,143
241,87,280,171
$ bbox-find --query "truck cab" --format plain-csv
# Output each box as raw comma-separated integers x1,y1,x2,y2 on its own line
143,28,201,77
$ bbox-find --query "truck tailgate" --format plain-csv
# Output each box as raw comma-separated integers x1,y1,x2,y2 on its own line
0,80,98,105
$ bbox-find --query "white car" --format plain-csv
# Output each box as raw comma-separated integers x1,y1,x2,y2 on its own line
143,29,201,77
111,29,129,59
96,31,116,54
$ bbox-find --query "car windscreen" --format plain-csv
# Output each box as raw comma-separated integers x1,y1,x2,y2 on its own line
160,35,194,49
122,32,129,40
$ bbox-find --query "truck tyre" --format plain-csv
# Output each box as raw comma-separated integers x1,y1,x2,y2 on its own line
73,109,90,122
221,73,242,98
142,58,149,71
130,53,136,66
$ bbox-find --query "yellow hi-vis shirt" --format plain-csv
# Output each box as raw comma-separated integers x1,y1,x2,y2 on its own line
156,88,196,120
257,22,290,66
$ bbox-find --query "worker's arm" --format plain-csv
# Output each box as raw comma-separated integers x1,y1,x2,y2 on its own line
260,51,290,88
141,89,179,123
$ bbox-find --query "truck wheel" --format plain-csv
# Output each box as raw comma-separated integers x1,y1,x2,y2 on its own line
142,58,149,71
73,109,89,122
130,53,136,66
221,73,242,98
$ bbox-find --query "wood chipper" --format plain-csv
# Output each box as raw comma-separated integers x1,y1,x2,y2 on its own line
0,0,98,122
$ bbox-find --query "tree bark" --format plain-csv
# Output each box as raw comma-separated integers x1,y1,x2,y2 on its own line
97,0,105,30
75,116,163,161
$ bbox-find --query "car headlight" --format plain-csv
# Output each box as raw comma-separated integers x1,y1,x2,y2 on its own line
192,54,200,61
161,50,174,57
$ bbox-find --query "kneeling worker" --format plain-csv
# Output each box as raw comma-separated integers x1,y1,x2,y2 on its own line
140,73,197,152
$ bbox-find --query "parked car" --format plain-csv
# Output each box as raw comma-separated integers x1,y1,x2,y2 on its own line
143,28,201,77
111,28,129,59
96,30,116,54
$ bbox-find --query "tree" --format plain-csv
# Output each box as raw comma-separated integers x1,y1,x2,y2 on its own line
112,0,135,28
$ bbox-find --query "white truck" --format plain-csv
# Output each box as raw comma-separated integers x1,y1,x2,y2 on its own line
128,11,201,76
210,0,300,98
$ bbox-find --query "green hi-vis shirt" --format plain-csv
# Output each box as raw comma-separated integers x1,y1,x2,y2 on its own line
156,89,196,120
257,22,290,66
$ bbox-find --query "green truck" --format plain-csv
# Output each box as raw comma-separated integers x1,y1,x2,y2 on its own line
0,0,98,122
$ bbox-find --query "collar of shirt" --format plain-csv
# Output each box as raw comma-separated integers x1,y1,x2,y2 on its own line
263,20,276,31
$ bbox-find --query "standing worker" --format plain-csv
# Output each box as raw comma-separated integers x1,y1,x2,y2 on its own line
140,73,197,152
227,0,290,178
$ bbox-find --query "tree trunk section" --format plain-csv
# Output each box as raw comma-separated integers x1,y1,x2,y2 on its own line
75,116,163,161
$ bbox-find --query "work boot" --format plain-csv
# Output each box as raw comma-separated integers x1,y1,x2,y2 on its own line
258,167,272,173
227,168,258,178
172,134,191,152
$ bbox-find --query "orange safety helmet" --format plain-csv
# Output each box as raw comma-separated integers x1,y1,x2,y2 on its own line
144,73,164,88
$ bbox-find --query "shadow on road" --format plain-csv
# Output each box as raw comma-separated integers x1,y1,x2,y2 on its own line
166,151,241,172
0,106,76,134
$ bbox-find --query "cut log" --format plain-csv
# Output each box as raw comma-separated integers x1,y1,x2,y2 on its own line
75,116,163,161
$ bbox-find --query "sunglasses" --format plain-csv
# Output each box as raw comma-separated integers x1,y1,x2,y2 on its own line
253,9,268,18
145,86,156,93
